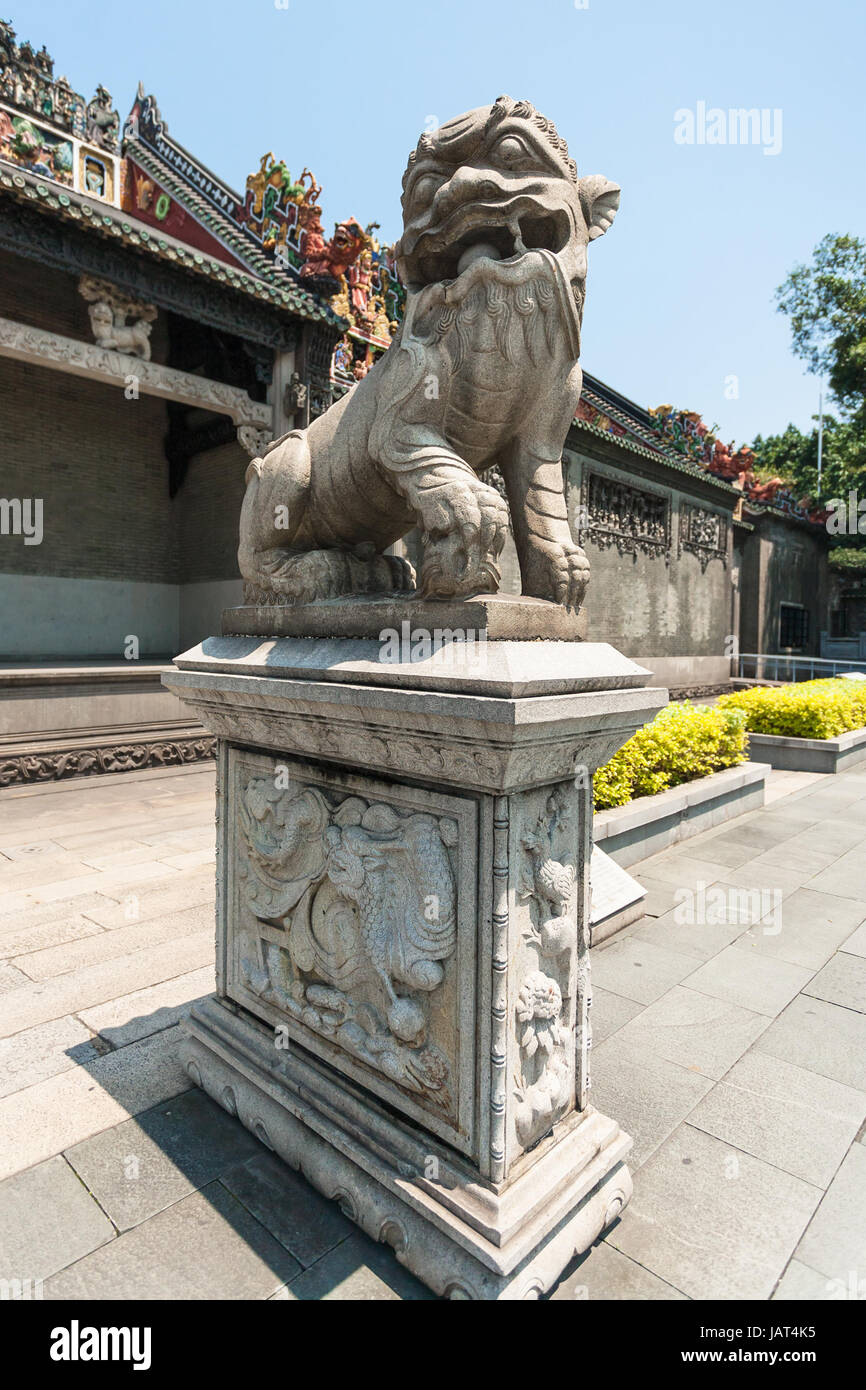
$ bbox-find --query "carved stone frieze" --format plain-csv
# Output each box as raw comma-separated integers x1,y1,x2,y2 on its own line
0,735,216,788
0,314,271,427
581,471,671,561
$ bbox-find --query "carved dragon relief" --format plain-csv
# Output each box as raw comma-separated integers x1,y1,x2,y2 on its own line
514,787,577,1149
235,775,458,1109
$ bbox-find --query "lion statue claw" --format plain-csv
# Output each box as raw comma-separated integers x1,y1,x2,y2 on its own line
239,96,619,612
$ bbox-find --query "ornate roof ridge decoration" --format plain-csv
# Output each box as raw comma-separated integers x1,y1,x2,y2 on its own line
0,20,119,150
0,166,343,328
123,84,238,217
124,87,317,289
570,405,740,494
649,403,829,527
122,85,403,367
125,139,304,285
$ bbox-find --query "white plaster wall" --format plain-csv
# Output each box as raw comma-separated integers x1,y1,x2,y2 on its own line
179,579,244,651
632,654,731,688
0,575,180,659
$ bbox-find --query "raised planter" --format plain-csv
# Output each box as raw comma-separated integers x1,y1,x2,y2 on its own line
745,726,866,774
593,760,768,868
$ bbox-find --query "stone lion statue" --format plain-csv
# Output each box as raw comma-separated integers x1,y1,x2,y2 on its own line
239,96,620,610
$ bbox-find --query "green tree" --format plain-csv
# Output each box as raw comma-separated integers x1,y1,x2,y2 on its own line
776,233,866,426
751,416,865,506
759,235,866,511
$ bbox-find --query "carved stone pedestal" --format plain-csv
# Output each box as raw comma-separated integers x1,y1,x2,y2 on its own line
163,630,666,1299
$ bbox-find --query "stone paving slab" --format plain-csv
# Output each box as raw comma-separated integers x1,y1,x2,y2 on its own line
683,943,813,1017
588,936,699,1005
0,1025,191,1181
604,983,771,1081
270,1230,430,1301
43,1182,301,1301
607,1124,823,1300
587,1035,712,1167
792,1144,866,1284
631,905,747,961
0,1014,106,1100
754,994,866,1094
219,1151,356,1269
0,1154,115,1283
0,930,214,1036
0,911,105,959
550,1237,688,1300
64,1089,262,1232
842,922,866,958
732,887,866,971
686,1049,866,1187
802,951,866,1012
77,965,214,1049
587,986,644,1045
772,1258,843,1300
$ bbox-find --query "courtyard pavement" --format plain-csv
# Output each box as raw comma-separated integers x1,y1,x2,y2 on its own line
0,761,865,1300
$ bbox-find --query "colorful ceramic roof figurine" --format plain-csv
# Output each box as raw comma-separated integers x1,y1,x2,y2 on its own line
649,404,829,525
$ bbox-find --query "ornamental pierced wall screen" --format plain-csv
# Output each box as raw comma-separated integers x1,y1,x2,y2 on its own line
679,503,728,572
581,472,671,560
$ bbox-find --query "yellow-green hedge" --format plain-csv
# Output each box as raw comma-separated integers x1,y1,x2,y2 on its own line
593,702,749,811
717,678,866,740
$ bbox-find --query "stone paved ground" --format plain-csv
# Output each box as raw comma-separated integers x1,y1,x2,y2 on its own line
1,762,865,1300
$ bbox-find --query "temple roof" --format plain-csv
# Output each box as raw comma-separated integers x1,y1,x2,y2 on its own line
0,164,342,325
574,373,740,495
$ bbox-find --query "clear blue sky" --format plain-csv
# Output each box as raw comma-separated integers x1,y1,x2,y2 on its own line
14,0,865,445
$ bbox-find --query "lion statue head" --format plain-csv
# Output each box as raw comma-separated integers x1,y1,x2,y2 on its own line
395,96,620,320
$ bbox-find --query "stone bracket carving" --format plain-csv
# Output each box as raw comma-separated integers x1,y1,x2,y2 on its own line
78,275,157,360
237,425,273,459
0,314,271,427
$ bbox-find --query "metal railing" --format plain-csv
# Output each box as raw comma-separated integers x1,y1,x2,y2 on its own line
736,653,866,682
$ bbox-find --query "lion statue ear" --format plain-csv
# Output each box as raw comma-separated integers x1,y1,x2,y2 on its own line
578,176,621,240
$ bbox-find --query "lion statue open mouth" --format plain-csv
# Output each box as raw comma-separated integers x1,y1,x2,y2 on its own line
239,95,620,610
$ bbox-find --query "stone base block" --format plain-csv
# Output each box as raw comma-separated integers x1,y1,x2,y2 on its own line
223,593,587,642
181,995,632,1301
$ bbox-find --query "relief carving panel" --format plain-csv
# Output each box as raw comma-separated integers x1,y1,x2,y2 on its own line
510,785,581,1157
224,748,477,1152
679,502,728,572
581,471,671,561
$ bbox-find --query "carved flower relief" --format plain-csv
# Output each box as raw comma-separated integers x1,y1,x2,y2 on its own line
516,972,567,1059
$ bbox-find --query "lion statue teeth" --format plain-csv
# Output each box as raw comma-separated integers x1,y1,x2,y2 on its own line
238,95,620,612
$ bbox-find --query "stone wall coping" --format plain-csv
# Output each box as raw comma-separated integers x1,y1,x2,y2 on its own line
0,663,175,688
746,727,866,754
593,760,768,840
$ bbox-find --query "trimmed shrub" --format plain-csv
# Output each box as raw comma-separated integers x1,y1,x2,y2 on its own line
717,679,866,740
593,701,748,811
